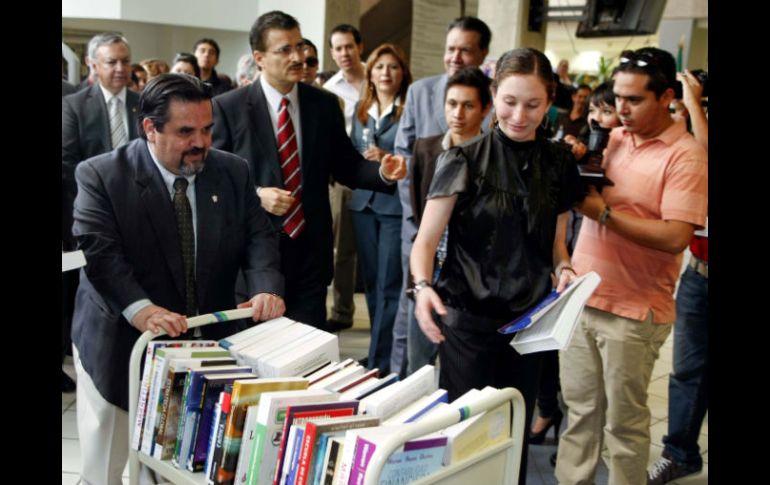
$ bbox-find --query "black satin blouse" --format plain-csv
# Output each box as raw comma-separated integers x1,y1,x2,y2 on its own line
427,127,585,324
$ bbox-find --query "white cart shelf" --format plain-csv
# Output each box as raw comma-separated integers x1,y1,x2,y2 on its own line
128,314,525,485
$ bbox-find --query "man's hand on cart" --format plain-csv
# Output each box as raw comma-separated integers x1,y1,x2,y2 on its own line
132,304,188,337
238,292,286,322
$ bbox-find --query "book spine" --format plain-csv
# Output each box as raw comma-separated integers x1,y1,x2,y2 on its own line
206,399,224,483
234,405,259,485
209,391,232,484
141,352,168,455
295,422,319,485
347,438,377,485
132,342,162,450
245,421,267,485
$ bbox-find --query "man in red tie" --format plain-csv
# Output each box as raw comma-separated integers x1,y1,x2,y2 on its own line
213,11,406,328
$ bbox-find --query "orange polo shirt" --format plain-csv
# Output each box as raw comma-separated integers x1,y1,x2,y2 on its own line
572,120,707,324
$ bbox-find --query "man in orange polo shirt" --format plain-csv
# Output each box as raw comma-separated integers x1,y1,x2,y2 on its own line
554,47,707,485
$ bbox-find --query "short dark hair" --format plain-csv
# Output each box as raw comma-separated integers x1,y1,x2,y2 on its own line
589,81,615,107
193,38,221,59
303,38,318,56
447,16,492,51
172,52,201,78
138,73,212,140
613,47,677,98
445,67,492,108
575,83,592,93
250,11,300,52
329,24,362,47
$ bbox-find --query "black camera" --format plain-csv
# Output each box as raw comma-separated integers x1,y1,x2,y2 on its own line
690,69,708,97
578,120,614,191
674,69,708,99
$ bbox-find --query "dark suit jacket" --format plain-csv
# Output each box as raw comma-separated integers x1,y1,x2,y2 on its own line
62,85,140,247
409,134,446,226
349,102,402,216
71,139,283,410
212,81,393,285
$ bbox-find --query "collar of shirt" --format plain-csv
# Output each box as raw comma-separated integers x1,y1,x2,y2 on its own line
367,98,401,131
260,74,300,116
441,129,480,150
621,118,689,148
259,74,303,162
146,141,197,199
98,84,127,105
146,141,198,252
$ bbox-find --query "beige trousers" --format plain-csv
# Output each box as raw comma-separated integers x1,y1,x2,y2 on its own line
73,345,129,485
556,307,671,485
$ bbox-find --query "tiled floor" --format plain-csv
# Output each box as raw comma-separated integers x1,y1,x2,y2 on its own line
62,292,707,485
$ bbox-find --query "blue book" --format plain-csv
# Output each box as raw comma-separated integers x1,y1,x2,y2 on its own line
498,289,561,334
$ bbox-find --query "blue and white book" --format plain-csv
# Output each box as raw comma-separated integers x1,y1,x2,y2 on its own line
504,272,601,354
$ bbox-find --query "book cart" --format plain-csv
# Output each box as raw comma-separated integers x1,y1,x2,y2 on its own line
127,312,526,485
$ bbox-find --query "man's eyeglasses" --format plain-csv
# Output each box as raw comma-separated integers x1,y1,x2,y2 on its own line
304,57,319,68
271,44,305,57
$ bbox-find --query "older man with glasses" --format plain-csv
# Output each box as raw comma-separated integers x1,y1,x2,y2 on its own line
554,47,708,485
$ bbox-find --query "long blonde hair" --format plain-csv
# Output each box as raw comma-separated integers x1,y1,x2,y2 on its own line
356,43,412,125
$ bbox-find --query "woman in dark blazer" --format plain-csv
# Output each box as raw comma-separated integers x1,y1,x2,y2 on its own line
349,43,412,374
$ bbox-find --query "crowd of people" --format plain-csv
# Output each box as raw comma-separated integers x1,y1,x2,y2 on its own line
62,10,708,485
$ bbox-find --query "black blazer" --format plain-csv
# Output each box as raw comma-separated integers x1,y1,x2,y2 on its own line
62,85,139,246
212,81,393,284
71,139,283,409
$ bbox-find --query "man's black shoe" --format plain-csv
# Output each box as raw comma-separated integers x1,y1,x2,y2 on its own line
62,370,76,393
324,319,353,332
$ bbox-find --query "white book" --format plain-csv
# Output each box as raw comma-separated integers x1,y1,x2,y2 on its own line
441,387,511,465
309,364,364,392
220,317,296,350
233,404,260,485
262,331,340,378
307,359,355,386
237,323,308,366
250,325,319,374
507,272,601,354
229,319,298,357
361,365,436,420
382,389,448,425
62,250,86,272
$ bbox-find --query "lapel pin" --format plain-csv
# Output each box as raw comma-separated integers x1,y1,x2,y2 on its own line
212,195,218,203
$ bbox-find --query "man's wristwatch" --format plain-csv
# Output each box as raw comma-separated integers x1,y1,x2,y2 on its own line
598,204,612,225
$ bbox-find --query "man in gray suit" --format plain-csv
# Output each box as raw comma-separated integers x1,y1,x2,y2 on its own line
62,32,140,394
71,73,284,485
391,16,492,374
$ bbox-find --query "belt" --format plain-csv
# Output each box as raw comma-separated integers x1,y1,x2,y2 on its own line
688,256,708,279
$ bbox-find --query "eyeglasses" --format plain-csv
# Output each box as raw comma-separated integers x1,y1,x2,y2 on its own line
304,57,319,68
271,44,305,57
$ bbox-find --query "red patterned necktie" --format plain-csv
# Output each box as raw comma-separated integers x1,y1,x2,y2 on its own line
277,97,305,238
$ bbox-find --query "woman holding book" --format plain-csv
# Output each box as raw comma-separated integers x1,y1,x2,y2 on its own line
349,43,412,375
410,48,586,484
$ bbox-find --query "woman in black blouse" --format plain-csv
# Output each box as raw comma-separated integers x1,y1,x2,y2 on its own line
410,48,585,484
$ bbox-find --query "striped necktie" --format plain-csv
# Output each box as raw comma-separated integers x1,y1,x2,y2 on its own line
277,97,305,238
109,96,128,149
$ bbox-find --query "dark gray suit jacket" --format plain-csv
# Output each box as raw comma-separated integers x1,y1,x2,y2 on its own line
62,85,140,245
71,139,283,409
212,81,393,285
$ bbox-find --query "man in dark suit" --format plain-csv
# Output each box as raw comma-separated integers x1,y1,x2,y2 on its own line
62,32,140,394
71,73,285,485
212,10,406,329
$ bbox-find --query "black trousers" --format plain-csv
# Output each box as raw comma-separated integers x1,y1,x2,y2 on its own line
234,230,328,328
438,311,543,485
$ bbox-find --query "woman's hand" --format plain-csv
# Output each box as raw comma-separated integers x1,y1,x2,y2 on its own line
414,287,447,344
363,145,388,162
